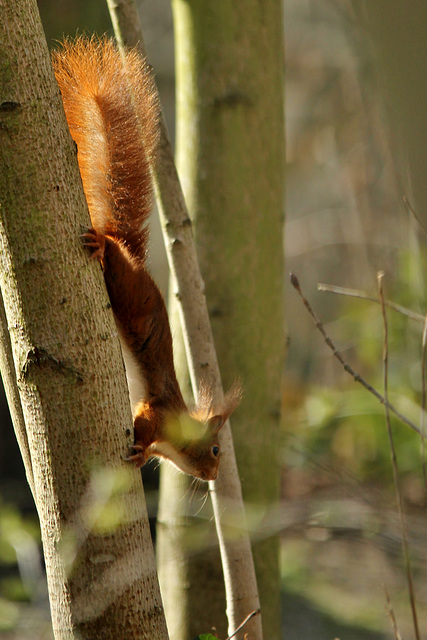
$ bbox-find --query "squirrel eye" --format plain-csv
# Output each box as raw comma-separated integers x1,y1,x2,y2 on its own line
212,445,220,457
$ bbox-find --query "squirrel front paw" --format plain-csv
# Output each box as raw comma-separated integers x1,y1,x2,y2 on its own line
81,226,105,262
124,444,148,469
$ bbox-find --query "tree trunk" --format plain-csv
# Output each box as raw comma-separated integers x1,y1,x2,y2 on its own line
161,2,286,639
357,1,427,228
106,1,274,637
0,2,169,638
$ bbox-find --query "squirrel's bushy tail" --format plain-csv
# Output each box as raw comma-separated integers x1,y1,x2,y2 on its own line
52,36,159,258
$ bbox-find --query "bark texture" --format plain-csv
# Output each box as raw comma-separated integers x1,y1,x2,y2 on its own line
170,2,286,638
0,2,169,638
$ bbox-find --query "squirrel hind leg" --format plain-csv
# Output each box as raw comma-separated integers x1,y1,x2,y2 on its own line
81,226,106,261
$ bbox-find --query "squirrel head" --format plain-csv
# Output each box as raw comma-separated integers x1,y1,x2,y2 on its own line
150,382,242,481
151,413,225,480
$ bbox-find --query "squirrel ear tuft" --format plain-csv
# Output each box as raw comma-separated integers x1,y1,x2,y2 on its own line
207,380,243,433
207,414,226,434
222,380,243,419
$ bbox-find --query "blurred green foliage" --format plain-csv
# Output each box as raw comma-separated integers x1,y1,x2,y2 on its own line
0,500,42,633
290,386,423,481
285,247,427,488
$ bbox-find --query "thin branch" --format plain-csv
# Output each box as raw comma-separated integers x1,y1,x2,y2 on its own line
0,287,36,501
378,273,420,640
317,282,425,324
403,195,427,238
384,585,403,640
319,279,427,490
290,273,423,436
225,609,261,640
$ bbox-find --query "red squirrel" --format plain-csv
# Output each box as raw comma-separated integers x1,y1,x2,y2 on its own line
52,36,240,481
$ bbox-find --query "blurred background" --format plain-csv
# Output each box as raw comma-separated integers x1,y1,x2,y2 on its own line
1,0,427,638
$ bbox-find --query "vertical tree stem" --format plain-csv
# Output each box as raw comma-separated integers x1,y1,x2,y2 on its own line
0,288,36,500
1,3,169,637
106,1,263,637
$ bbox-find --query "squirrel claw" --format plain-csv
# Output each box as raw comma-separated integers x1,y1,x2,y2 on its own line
81,227,105,261
124,444,147,469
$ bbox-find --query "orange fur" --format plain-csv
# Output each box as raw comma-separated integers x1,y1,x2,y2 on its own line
53,36,240,481
52,36,158,257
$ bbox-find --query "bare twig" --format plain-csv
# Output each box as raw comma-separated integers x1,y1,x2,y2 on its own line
319,279,427,490
225,609,261,640
378,273,420,640
317,282,425,324
290,273,422,436
403,195,427,238
384,585,403,640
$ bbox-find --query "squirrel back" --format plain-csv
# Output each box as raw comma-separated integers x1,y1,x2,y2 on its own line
52,36,159,259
